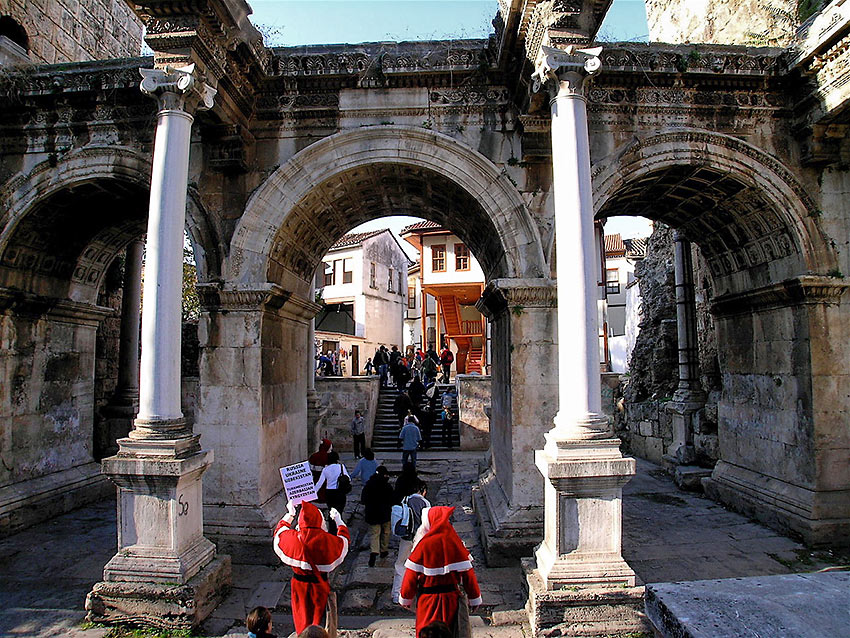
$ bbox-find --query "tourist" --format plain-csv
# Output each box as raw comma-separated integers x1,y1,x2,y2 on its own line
441,406,455,449
298,626,329,638
309,438,333,502
439,345,453,383
351,448,378,484
399,413,422,467
364,357,375,375
393,462,419,504
392,479,430,604
315,451,350,532
375,346,389,387
421,354,438,385
246,606,276,638
361,466,393,567
420,621,452,638
393,391,414,431
399,506,481,637
408,374,426,412
273,502,349,636
349,410,366,459
317,352,332,377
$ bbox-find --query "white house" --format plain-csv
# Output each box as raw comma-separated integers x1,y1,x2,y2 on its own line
315,229,411,375
604,233,647,373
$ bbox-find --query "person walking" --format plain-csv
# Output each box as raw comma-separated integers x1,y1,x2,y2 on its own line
421,354,437,386
364,357,375,376
351,448,378,484
273,501,349,636
391,479,430,604
309,438,333,501
393,391,414,432
349,410,366,459
439,345,453,383
361,465,393,567
399,506,482,637
399,412,422,468
315,452,350,532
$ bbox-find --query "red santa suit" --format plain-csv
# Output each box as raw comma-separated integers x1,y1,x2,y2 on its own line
399,506,482,637
273,501,349,634
309,439,333,503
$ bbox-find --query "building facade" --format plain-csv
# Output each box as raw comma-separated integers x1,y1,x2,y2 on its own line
402,221,488,374
604,234,647,372
315,229,409,375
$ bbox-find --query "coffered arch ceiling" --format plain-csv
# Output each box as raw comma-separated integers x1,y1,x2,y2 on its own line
268,162,506,285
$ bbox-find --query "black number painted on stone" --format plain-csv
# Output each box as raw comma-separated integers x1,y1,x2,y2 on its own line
178,494,189,516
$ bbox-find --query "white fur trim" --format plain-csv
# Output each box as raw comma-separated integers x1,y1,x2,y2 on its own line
468,596,482,606
398,596,414,606
404,557,473,575
272,526,349,572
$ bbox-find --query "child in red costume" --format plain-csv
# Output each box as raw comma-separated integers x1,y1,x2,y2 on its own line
399,506,482,637
273,501,349,635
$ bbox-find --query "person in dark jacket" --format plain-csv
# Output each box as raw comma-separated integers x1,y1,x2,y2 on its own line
393,392,414,432
361,465,394,567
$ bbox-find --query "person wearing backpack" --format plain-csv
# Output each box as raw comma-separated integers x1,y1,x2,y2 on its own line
439,345,454,383
392,479,430,604
361,466,393,567
315,452,350,533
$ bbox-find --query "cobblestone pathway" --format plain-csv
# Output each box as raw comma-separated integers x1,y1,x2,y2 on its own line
2,453,847,638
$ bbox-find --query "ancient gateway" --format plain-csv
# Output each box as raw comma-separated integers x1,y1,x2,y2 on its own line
0,0,848,630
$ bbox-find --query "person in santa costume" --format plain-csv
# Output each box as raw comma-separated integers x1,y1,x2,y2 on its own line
399,506,482,637
273,500,349,635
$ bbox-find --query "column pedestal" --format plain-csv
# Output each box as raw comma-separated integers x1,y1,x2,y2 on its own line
86,440,231,628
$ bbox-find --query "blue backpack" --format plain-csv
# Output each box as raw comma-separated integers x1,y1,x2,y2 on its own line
391,496,413,538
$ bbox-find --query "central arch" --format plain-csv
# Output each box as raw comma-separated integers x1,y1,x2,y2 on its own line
204,127,554,562
229,126,547,290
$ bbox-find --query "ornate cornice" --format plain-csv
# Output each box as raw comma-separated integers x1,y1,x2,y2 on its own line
711,276,849,317
532,44,601,98
477,278,558,319
196,283,322,322
0,287,114,324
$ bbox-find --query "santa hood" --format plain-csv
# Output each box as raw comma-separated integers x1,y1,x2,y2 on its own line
404,506,473,576
320,438,332,453
273,502,347,574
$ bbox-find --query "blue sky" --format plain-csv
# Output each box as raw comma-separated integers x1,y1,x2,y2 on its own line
249,0,649,46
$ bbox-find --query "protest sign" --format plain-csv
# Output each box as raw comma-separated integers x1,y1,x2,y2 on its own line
280,461,318,505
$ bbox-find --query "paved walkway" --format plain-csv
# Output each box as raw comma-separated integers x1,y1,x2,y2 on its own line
1,454,846,637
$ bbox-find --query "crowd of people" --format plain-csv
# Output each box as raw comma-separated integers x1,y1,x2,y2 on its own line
370,343,455,387
267,438,480,638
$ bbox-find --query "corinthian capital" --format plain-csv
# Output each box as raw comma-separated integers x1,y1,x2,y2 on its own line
139,63,217,115
531,45,602,98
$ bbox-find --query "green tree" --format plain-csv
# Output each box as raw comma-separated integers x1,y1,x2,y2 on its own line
182,246,200,321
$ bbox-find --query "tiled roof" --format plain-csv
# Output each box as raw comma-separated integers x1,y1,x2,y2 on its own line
400,220,442,234
330,229,388,250
625,237,648,258
604,233,626,256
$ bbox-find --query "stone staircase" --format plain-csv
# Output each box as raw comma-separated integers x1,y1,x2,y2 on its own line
371,383,460,451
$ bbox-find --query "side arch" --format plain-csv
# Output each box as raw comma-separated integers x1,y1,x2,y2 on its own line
591,129,836,292
229,126,547,287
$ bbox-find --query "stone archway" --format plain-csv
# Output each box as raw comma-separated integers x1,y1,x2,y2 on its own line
591,129,849,544
200,126,555,562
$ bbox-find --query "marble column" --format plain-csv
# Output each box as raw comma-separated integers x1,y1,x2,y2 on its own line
665,230,706,466
531,45,635,589
97,239,144,458
87,64,230,629
113,239,144,407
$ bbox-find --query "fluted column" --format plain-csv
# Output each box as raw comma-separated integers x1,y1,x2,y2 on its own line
531,45,635,589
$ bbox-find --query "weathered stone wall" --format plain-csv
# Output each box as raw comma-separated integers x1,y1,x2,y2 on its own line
2,0,144,64
456,374,490,451
314,376,380,453
645,0,799,45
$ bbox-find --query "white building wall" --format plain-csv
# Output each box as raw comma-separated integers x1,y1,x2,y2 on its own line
421,234,484,285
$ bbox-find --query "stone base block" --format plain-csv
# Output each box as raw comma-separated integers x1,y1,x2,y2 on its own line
0,462,112,538
668,464,712,492
523,558,649,637
645,572,850,638
86,554,232,629
703,461,850,546
473,477,542,567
